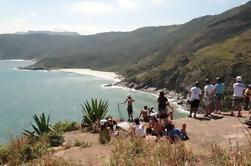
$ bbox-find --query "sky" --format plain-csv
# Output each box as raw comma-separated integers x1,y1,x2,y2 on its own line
0,0,249,35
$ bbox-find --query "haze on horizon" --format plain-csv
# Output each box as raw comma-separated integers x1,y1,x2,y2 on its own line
0,0,249,35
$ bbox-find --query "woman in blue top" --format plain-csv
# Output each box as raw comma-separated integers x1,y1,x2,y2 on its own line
214,77,224,114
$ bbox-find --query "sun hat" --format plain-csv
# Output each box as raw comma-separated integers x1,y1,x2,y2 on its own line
236,76,242,82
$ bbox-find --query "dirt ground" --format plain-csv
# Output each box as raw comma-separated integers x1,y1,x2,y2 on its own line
53,111,251,166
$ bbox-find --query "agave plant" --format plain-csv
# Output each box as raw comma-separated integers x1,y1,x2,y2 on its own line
23,113,54,139
81,98,108,129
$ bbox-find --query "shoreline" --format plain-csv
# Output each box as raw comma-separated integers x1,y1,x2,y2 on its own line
14,60,188,113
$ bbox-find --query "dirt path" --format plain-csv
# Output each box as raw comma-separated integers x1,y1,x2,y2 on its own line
175,113,251,155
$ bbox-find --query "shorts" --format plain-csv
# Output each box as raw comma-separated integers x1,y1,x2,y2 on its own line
215,94,224,101
191,99,200,109
159,112,168,119
233,96,243,108
158,107,166,113
203,96,211,106
127,105,133,114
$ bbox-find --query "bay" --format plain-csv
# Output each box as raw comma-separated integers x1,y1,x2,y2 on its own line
0,60,187,143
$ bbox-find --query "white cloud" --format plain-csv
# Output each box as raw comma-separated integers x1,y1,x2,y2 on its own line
29,11,38,18
0,18,31,34
150,0,165,6
208,0,229,4
69,1,116,15
117,0,138,10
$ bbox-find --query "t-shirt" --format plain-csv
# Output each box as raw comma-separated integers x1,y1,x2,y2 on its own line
135,124,145,137
190,86,202,100
233,82,245,97
204,84,215,97
215,83,224,95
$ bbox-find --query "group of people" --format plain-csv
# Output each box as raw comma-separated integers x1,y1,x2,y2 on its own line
123,91,174,122
121,91,188,142
132,117,188,142
99,75,251,141
188,76,251,118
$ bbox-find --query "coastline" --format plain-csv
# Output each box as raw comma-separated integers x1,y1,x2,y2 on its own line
16,62,188,114
52,68,123,82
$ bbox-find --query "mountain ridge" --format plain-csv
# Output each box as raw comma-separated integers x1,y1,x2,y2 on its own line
0,1,251,93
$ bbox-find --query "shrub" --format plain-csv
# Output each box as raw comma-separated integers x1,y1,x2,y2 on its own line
99,128,111,144
53,121,79,132
23,113,55,139
74,139,92,148
81,98,108,130
47,131,64,147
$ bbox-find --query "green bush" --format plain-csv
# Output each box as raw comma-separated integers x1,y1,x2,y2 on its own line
81,98,108,130
23,113,55,139
53,121,79,132
47,131,64,147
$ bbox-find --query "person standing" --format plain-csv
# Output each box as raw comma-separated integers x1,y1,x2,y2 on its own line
244,84,251,111
214,77,224,114
232,76,245,117
189,81,202,118
203,79,215,117
157,91,173,120
123,94,135,122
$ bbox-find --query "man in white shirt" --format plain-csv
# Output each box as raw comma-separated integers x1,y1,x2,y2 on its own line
232,76,245,117
189,81,202,118
203,79,215,117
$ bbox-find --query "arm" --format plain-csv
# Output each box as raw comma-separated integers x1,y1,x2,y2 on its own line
122,99,127,104
139,110,142,118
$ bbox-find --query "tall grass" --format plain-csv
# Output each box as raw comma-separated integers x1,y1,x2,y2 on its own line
210,143,251,166
110,137,193,166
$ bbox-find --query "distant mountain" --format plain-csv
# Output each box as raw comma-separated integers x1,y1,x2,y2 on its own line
0,1,251,93
15,31,80,36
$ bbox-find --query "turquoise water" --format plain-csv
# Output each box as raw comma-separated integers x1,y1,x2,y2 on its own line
0,60,186,143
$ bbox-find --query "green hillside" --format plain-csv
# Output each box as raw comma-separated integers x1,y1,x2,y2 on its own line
0,1,250,93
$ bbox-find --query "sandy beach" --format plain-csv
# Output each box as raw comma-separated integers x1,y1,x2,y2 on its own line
53,68,122,82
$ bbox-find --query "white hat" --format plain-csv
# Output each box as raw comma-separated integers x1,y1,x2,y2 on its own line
236,76,242,82
127,93,131,97
100,119,107,126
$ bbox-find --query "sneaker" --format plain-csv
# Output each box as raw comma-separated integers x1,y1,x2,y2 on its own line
188,115,192,118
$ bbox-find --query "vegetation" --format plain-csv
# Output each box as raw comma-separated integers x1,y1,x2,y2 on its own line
110,137,193,166
23,113,55,139
210,144,251,166
81,98,108,131
99,128,111,144
53,121,79,133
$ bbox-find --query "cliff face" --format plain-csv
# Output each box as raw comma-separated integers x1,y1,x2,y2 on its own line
0,1,251,92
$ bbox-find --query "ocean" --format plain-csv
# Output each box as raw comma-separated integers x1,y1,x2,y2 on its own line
0,60,187,143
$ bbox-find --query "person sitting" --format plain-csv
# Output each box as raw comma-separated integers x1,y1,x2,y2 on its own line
133,118,145,137
139,106,150,122
146,117,163,137
167,123,189,142
149,106,159,119
106,117,118,133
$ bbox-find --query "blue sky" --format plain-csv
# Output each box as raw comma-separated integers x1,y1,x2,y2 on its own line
0,0,249,35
